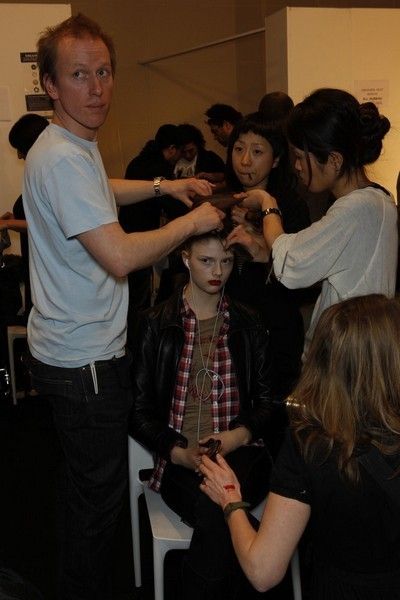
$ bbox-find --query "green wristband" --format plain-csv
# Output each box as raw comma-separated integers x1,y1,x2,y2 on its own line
223,501,251,520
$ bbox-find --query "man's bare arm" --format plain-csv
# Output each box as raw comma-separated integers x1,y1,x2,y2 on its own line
110,177,213,208
77,202,224,278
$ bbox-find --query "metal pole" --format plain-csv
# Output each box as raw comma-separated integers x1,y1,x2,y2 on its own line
138,27,265,66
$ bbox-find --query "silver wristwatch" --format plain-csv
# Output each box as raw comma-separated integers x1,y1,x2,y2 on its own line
153,176,165,197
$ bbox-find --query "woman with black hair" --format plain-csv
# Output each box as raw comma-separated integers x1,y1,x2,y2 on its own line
225,113,309,406
229,89,397,352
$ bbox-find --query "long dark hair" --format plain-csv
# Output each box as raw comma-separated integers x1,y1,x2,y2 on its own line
287,88,390,186
225,112,296,200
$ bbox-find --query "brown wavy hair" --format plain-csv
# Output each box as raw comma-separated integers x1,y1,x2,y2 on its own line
290,295,400,482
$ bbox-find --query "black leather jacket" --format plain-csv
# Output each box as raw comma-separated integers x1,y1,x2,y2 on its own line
130,290,273,460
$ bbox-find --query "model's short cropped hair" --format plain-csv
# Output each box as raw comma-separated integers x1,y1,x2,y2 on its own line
37,13,116,90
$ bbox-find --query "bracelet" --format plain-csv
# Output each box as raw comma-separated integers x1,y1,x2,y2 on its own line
223,501,251,520
153,176,165,197
261,207,282,219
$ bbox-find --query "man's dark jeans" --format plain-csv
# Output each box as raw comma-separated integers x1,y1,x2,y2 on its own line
26,352,133,600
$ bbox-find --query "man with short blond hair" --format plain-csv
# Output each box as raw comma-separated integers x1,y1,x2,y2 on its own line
24,14,222,600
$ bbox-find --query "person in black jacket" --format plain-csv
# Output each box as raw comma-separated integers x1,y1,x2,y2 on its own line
130,228,273,600
119,124,188,344
225,112,310,402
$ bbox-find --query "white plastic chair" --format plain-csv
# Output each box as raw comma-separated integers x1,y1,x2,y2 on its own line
128,435,302,600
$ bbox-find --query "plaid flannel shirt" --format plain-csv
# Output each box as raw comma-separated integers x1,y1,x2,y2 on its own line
149,294,239,491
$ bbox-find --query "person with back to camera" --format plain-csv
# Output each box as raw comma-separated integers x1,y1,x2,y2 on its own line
1,113,49,316
130,227,273,599
228,88,398,353
23,13,223,600
200,294,400,599
224,112,310,415
257,91,294,122
119,124,188,346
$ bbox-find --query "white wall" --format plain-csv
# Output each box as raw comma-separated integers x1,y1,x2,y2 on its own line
266,7,400,196
0,3,70,253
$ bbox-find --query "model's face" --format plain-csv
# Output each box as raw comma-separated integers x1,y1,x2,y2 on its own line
183,238,234,297
209,122,232,147
44,35,113,141
182,142,198,162
232,131,278,191
293,147,337,193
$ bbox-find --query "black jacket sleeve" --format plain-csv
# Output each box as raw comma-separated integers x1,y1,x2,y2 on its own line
129,312,188,460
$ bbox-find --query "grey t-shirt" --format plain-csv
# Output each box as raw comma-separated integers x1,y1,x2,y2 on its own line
23,124,128,367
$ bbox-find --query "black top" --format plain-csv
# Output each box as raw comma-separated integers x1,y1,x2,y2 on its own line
226,188,310,403
13,195,31,315
13,195,28,268
119,140,188,234
270,430,400,599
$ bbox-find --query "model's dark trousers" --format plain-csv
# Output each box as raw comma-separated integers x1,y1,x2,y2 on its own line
26,352,133,600
160,445,272,600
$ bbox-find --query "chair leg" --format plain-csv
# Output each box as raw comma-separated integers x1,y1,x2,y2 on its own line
153,540,167,600
7,335,17,406
130,489,142,588
290,548,302,600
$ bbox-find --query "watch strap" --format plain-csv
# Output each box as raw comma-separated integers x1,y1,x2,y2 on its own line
223,501,251,520
261,207,282,219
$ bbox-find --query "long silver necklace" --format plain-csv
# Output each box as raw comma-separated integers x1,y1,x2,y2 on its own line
186,280,225,441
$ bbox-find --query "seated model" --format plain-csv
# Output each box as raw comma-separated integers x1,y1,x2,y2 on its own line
130,228,272,600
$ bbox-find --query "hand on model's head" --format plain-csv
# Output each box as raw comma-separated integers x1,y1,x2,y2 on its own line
190,201,225,235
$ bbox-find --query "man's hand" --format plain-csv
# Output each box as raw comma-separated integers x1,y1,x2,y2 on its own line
186,202,225,235
0,212,13,221
162,178,213,208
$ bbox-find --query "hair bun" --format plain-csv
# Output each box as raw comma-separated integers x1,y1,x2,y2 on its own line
359,102,390,165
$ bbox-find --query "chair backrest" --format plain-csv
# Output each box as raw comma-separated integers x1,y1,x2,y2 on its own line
128,436,154,502
129,436,154,472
